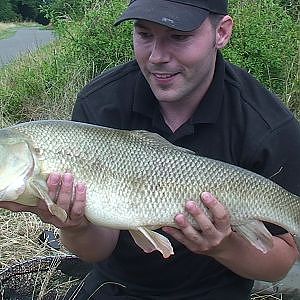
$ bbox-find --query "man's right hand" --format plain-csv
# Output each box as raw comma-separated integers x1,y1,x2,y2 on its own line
0,172,89,230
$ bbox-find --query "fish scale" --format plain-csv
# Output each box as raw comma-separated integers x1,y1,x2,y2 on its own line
0,120,299,258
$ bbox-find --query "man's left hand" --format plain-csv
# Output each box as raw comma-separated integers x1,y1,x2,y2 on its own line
163,192,232,255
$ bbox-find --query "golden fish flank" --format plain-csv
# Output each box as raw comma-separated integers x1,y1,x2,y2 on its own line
0,120,299,259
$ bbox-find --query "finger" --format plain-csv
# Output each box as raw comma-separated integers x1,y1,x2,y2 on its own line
185,200,218,237
175,212,205,244
56,173,74,212
163,221,205,253
162,225,193,246
69,182,86,221
201,192,231,232
47,173,61,201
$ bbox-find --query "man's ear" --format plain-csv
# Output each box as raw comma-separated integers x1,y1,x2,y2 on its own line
216,15,233,49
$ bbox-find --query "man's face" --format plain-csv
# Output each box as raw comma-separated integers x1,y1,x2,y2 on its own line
133,18,218,105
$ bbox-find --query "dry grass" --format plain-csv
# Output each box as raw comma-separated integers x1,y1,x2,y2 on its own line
0,209,289,300
0,210,80,298
0,22,16,32
0,210,68,267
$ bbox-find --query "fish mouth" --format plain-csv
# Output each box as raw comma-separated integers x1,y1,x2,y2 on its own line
0,138,36,201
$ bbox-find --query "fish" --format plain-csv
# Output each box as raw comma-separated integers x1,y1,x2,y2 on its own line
0,120,299,258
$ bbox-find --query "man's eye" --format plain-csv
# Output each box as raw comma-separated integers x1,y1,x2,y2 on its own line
172,35,189,41
138,32,152,39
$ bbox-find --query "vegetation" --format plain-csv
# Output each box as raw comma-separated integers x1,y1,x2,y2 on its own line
0,0,49,24
0,22,16,39
225,0,299,112
0,0,298,127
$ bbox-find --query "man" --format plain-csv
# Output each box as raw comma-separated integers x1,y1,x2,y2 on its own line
1,0,299,299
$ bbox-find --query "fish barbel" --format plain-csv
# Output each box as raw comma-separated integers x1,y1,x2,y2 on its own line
0,120,299,258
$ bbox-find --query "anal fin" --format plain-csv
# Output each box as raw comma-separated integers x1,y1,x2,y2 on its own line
129,227,174,258
233,220,273,253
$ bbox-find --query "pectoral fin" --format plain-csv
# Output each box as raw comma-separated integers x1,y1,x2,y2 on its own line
129,227,174,258
232,220,273,253
27,176,68,222
0,178,26,201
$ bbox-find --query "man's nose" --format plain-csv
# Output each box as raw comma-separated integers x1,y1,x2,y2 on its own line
149,39,170,64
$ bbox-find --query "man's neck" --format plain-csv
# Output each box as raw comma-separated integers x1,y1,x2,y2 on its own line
160,58,216,132
160,76,214,132
160,101,199,132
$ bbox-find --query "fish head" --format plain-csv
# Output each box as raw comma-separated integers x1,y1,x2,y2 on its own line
0,129,35,201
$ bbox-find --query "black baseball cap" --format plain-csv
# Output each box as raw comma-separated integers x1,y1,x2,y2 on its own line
114,0,228,31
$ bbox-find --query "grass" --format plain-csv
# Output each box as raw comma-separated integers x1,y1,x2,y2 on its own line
0,22,17,39
0,211,65,267
0,40,90,127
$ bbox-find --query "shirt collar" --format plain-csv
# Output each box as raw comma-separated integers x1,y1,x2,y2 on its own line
133,51,225,125
191,51,225,124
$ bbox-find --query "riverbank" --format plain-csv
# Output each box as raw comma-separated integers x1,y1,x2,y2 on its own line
0,25,56,67
0,22,51,39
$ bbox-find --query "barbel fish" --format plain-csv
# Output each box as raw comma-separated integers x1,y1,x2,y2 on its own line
0,120,299,258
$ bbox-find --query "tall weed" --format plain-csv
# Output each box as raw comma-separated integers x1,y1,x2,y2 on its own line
225,0,299,115
0,41,90,125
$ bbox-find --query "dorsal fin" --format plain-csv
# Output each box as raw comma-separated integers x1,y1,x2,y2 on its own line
131,130,195,155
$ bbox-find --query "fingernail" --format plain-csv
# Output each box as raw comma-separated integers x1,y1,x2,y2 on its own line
186,201,196,211
201,192,214,204
76,182,86,193
175,214,186,227
63,173,73,185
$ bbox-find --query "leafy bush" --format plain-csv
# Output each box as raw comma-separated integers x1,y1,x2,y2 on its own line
224,0,298,107
279,0,300,20
0,41,90,124
43,0,94,22
0,0,298,125
47,0,133,74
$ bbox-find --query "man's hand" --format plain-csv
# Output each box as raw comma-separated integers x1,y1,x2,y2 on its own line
0,173,88,230
163,192,232,256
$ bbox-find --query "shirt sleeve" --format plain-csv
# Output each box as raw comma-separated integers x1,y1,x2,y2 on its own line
249,117,300,235
72,97,91,123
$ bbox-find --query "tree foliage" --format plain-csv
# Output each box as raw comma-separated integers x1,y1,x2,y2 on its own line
0,0,49,24
0,0,18,21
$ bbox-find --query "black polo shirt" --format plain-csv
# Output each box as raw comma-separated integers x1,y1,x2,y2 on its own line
72,52,300,299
